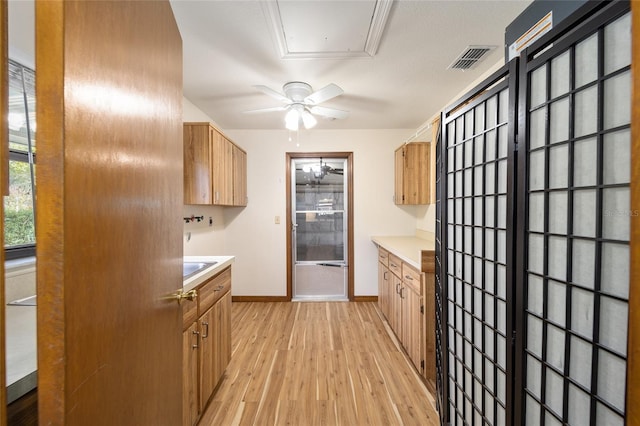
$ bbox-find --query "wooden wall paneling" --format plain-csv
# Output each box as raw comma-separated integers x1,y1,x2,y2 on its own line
627,1,640,424
1,0,7,424
36,1,183,424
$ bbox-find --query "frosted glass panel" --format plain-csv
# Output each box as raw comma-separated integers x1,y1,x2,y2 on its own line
602,187,630,240
549,144,568,189
573,190,597,237
485,327,494,360
527,316,543,358
597,350,626,411
548,191,567,234
526,395,541,424
604,71,631,130
475,228,483,256
464,169,473,197
550,98,570,143
545,369,564,416
599,297,628,355
528,234,544,275
475,103,486,133
485,162,495,194
573,137,597,187
497,369,506,402
497,301,506,334
529,193,544,233
447,122,456,147
575,33,598,87
455,145,463,170
603,129,630,184
530,108,546,149
546,412,562,426
601,243,629,298
527,275,544,315
465,143,474,168
474,198,483,226
465,110,474,139
547,280,566,327
570,336,592,388
551,51,570,97
485,230,495,261
498,88,508,124
485,196,495,227
527,355,542,398
572,239,595,289
571,288,594,339
548,236,567,281
529,150,545,191
530,64,547,108
596,403,624,426
497,265,506,299
546,324,565,370
497,160,507,193
497,196,507,229
485,294,495,327
574,85,598,137
498,125,508,157
604,12,631,74
497,230,506,264
568,385,591,426
474,166,483,195
486,94,497,126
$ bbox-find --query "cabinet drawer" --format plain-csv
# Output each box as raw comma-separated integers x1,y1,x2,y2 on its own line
402,263,422,295
388,254,402,278
182,297,198,331
198,267,231,314
378,248,389,267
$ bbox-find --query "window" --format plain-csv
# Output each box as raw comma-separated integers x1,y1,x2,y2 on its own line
5,60,36,260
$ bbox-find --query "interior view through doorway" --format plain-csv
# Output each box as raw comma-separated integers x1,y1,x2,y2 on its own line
286,153,354,301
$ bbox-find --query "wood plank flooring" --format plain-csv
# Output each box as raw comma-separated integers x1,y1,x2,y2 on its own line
198,302,439,425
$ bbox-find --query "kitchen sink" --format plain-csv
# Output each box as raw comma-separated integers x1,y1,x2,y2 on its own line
183,262,217,279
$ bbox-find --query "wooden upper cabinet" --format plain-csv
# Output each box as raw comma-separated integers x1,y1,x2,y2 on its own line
394,142,430,205
232,144,247,206
184,124,213,205
183,122,247,206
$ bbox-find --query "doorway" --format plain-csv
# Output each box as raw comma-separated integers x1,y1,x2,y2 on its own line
286,152,354,301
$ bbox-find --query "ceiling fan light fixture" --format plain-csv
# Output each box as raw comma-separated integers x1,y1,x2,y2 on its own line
285,108,300,131
301,109,317,129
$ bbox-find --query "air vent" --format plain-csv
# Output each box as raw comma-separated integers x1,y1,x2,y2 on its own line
448,45,497,70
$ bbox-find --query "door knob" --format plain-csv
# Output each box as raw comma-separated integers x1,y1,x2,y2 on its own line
173,289,197,304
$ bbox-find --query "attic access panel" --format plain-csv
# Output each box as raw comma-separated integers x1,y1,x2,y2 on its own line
263,0,392,58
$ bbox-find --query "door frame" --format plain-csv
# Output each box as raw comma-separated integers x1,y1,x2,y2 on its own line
286,152,354,301
1,0,8,424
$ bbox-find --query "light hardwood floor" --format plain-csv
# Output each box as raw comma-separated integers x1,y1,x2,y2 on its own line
198,302,439,425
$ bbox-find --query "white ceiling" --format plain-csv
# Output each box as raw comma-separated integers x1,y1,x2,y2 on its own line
8,0,533,132
171,0,532,131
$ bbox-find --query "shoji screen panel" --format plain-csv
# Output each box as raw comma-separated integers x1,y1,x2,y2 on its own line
516,2,631,425
439,61,518,426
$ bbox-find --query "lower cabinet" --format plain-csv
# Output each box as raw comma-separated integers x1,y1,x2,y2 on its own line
183,267,232,426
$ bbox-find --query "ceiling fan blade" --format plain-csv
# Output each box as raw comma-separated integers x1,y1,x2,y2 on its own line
309,105,349,120
253,85,292,103
243,106,288,114
304,83,343,105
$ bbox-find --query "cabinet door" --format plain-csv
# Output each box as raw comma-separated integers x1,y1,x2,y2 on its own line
378,262,391,320
183,124,212,204
212,130,234,205
199,306,216,409
214,291,232,383
394,147,404,204
404,143,430,204
183,322,199,426
401,284,423,372
232,145,247,206
390,274,403,336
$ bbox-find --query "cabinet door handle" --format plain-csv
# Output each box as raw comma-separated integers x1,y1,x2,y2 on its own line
383,271,388,280
405,275,413,281
202,322,209,338
400,286,405,299
192,330,199,349
396,283,401,294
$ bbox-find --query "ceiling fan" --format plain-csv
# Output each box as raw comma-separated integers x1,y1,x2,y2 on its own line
245,81,349,131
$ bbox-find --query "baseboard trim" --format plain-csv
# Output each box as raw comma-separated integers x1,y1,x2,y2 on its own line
353,296,378,302
232,296,290,302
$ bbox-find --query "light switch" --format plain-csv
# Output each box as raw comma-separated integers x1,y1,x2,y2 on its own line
275,216,280,224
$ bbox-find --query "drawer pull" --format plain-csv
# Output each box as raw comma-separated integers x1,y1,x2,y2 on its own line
213,284,225,292
405,275,414,281
390,263,397,267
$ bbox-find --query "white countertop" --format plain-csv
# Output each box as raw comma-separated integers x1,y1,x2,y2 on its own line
371,235,435,271
183,255,235,292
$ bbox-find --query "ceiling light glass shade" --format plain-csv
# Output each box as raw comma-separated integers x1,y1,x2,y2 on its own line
301,110,317,129
285,108,299,131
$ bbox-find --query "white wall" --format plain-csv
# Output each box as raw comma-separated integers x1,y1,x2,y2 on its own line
223,129,423,297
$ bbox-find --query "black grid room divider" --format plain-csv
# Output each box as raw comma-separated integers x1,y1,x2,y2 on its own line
435,1,631,425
